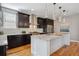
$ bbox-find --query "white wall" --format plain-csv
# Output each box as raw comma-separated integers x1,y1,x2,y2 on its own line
54,17,69,35
54,14,79,41
66,14,79,41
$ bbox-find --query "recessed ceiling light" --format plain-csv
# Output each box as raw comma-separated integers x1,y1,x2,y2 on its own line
31,9,34,11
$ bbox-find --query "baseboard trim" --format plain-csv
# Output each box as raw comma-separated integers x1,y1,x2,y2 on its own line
70,40,79,43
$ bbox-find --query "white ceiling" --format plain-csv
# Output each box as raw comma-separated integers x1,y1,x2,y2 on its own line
2,3,79,19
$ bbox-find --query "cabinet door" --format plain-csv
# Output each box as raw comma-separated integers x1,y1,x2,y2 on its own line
26,35,31,44
0,45,6,56
47,19,54,33
21,35,27,45
7,35,22,49
37,17,44,28
0,4,3,27
18,12,29,28
15,35,23,46
47,19,54,25
22,35,31,45
3,11,17,28
43,19,47,33
7,35,17,49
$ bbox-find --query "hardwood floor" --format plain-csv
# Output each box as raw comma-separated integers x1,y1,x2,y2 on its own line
7,42,79,56
51,42,79,56
7,44,31,56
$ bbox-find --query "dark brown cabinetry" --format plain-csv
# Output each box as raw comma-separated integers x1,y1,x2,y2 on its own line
47,19,54,25
47,19,54,33
7,34,31,49
0,45,6,56
37,17,45,28
18,12,30,28
37,17,54,33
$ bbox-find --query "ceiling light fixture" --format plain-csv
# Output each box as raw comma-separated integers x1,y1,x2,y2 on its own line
62,10,66,23
44,4,49,18
63,10,66,15
53,3,56,20
58,6,62,23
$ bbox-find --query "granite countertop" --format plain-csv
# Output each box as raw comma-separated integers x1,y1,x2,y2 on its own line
31,34,61,41
31,32,69,41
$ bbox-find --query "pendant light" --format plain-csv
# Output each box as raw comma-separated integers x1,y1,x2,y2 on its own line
44,4,48,18
53,3,56,20
58,6,62,23
62,10,66,23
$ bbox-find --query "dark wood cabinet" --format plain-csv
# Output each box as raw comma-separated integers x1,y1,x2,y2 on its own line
37,17,54,33
37,17,45,28
47,19,54,33
42,18,47,33
7,34,31,49
47,19,54,25
0,45,6,56
21,34,31,45
18,12,30,28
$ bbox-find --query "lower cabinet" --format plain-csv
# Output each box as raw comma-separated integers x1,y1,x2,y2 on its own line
22,35,31,45
0,45,6,56
7,34,31,49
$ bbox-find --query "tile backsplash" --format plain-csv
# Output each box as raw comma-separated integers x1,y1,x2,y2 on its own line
0,28,43,34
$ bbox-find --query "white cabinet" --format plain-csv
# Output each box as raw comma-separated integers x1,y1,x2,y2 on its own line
0,4,3,27
31,37,50,56
2,7,17,28
31,33,70,56
63,34,70,45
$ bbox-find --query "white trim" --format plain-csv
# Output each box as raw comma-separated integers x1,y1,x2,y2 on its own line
70,40,79,43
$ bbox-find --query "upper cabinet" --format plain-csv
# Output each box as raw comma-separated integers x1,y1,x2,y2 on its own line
37,17,54,28
37,17,54,33
18,12,30,28
37,17,46,28
47,19,54,33
47,19,54,25
0,4,3,27
2,7,17,28
2,7,30,28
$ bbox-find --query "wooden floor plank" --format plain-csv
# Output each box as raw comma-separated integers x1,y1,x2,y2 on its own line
7,42,79,56
7,44,31,56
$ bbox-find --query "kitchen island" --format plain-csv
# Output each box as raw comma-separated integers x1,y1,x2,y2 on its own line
31,32,70,56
